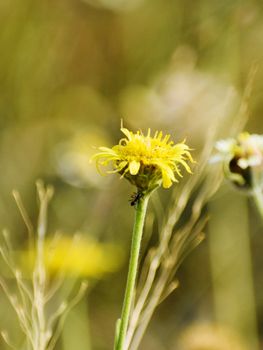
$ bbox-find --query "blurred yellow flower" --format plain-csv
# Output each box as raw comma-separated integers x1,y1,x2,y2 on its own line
92,127,193,190
177,323,247,350
20,235,124,278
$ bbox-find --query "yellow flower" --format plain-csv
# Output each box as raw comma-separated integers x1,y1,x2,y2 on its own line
19,235,124,278
92,127,194,191
178,323,247,350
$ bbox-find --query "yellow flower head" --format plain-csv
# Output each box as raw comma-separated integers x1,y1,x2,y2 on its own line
92,127,194,191
19,235,124,278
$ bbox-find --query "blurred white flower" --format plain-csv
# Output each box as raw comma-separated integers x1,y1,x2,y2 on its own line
54,128,111,188
119,46,239,144
212,132,263,189
214,133,263,169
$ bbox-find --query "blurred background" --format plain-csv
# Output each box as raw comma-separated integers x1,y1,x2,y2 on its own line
0,0,263,349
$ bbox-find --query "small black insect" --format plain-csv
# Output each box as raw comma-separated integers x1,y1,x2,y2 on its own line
129,191,144,206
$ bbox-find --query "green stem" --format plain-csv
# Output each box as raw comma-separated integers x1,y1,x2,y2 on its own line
115,195,150,350
253,187,263,220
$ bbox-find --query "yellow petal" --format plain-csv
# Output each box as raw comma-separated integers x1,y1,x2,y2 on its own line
177,159,192,173
121,128,133,141
108,161,128,173
129,160,140,175
161,170,172,188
